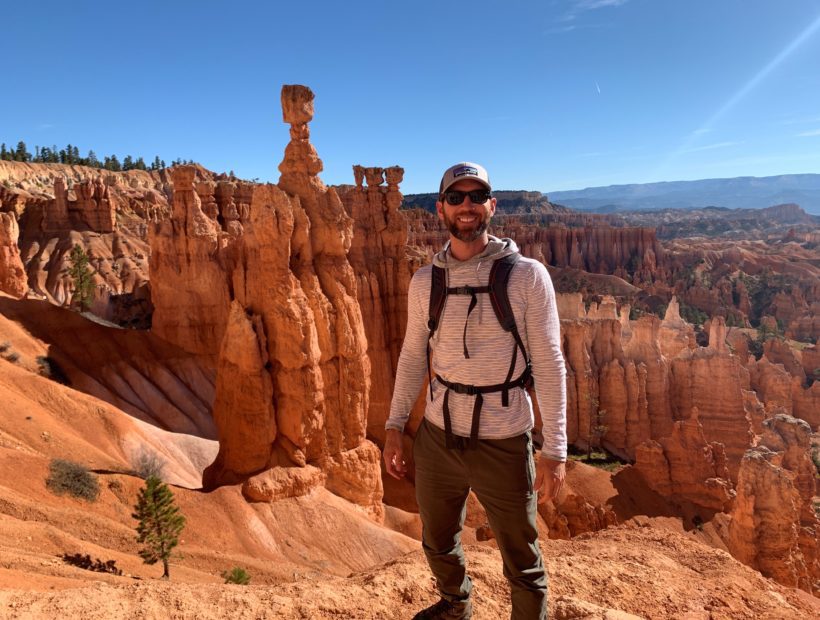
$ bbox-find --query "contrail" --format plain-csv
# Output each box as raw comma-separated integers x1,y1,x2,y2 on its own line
595,81,601,94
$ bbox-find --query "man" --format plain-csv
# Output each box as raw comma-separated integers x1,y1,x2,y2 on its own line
383,162,567,619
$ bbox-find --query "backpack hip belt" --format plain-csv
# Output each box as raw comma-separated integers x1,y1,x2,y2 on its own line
436,364,532,450
426,252,533,451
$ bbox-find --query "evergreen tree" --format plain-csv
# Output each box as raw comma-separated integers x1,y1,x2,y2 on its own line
151,155,162,171
87,150,99,167
67,244,95,311
0,143,7,160
72,145,80,162
132,476,186,580
66,144,74,164
59,149,67,164
109,155,122,171
15,141,30,162
123,155,134,170
135,156,146,171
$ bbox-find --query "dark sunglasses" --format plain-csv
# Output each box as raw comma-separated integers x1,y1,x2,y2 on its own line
442,189,492,205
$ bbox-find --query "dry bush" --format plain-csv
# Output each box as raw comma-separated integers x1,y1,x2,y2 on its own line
46,459,100,501
132,447,166,481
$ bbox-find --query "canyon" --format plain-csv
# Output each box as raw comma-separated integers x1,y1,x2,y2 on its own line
0,85,818,617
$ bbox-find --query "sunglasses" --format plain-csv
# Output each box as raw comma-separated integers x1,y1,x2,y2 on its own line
442,189,492,205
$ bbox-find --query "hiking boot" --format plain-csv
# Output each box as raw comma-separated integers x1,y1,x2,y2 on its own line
411,597,472,619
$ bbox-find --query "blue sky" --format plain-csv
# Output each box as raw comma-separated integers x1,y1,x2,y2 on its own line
4,1,820,194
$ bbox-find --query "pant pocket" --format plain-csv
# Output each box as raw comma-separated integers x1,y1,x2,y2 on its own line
525,433,535,494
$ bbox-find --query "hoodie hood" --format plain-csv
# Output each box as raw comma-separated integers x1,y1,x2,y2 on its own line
432,235,519,269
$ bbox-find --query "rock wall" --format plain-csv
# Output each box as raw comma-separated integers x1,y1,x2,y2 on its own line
726,415,819,594
405,208,667,286
338,165,421,444
0,212,27,298
634,411,733,513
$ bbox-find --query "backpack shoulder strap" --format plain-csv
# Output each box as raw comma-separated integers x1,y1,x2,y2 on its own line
426,265,447,401
488,253,521,333
428,265,447,334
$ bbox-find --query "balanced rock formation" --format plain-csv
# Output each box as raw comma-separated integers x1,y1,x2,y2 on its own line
0,211,27,298
150,86,382,517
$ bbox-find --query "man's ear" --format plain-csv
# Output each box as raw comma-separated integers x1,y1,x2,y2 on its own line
489,196,497,217
435,200,445,221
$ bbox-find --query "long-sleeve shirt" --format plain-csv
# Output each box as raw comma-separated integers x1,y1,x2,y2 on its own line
386,237,567,461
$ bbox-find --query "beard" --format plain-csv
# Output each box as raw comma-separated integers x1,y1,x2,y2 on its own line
442,209,491,242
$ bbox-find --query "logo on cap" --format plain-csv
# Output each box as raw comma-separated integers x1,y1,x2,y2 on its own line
453,166,479,178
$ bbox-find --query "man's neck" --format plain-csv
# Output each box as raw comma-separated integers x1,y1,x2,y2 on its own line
448,234,490,261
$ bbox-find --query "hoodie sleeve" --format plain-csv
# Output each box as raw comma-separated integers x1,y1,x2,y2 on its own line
385,267,430,432
525,262,567,460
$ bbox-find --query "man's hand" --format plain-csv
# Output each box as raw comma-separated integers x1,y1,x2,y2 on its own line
383,429,407,480
534,457,565,503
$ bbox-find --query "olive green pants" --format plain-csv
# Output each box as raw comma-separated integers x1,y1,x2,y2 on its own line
413,418,547,619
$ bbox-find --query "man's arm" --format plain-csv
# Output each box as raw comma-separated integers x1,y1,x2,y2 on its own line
523,262,567,501
383,268,430,479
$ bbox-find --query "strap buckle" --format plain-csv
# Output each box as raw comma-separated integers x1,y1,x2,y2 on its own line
450,286,475,295
449,383,478,396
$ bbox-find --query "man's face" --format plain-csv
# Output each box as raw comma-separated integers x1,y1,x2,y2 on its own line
435,179,497,243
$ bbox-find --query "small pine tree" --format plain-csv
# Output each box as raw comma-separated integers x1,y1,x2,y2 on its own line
67,244,95,311
222,567,251,585
132,475,186,580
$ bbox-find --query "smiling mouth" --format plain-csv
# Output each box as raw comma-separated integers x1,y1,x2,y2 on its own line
457,215,478,223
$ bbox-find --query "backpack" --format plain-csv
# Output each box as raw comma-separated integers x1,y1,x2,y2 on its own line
426,252,532,450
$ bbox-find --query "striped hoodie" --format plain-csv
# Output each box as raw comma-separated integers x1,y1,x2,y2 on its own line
386,236,567,461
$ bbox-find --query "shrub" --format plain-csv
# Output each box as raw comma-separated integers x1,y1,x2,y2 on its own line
222,567,251,585
3,351,20,363
0,341,10,353
62,553,122,576
46,459,100,501
36,355,71,385
132,447,166,480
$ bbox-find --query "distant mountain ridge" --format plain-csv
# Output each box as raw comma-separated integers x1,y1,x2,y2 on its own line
402,190,571,215
546,174,820,215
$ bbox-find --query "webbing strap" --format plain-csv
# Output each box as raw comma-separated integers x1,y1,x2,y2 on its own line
438,366,532,451
443,389,454,449
469,393,483,450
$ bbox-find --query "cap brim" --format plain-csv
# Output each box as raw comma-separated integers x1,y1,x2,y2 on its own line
440,176,492,194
